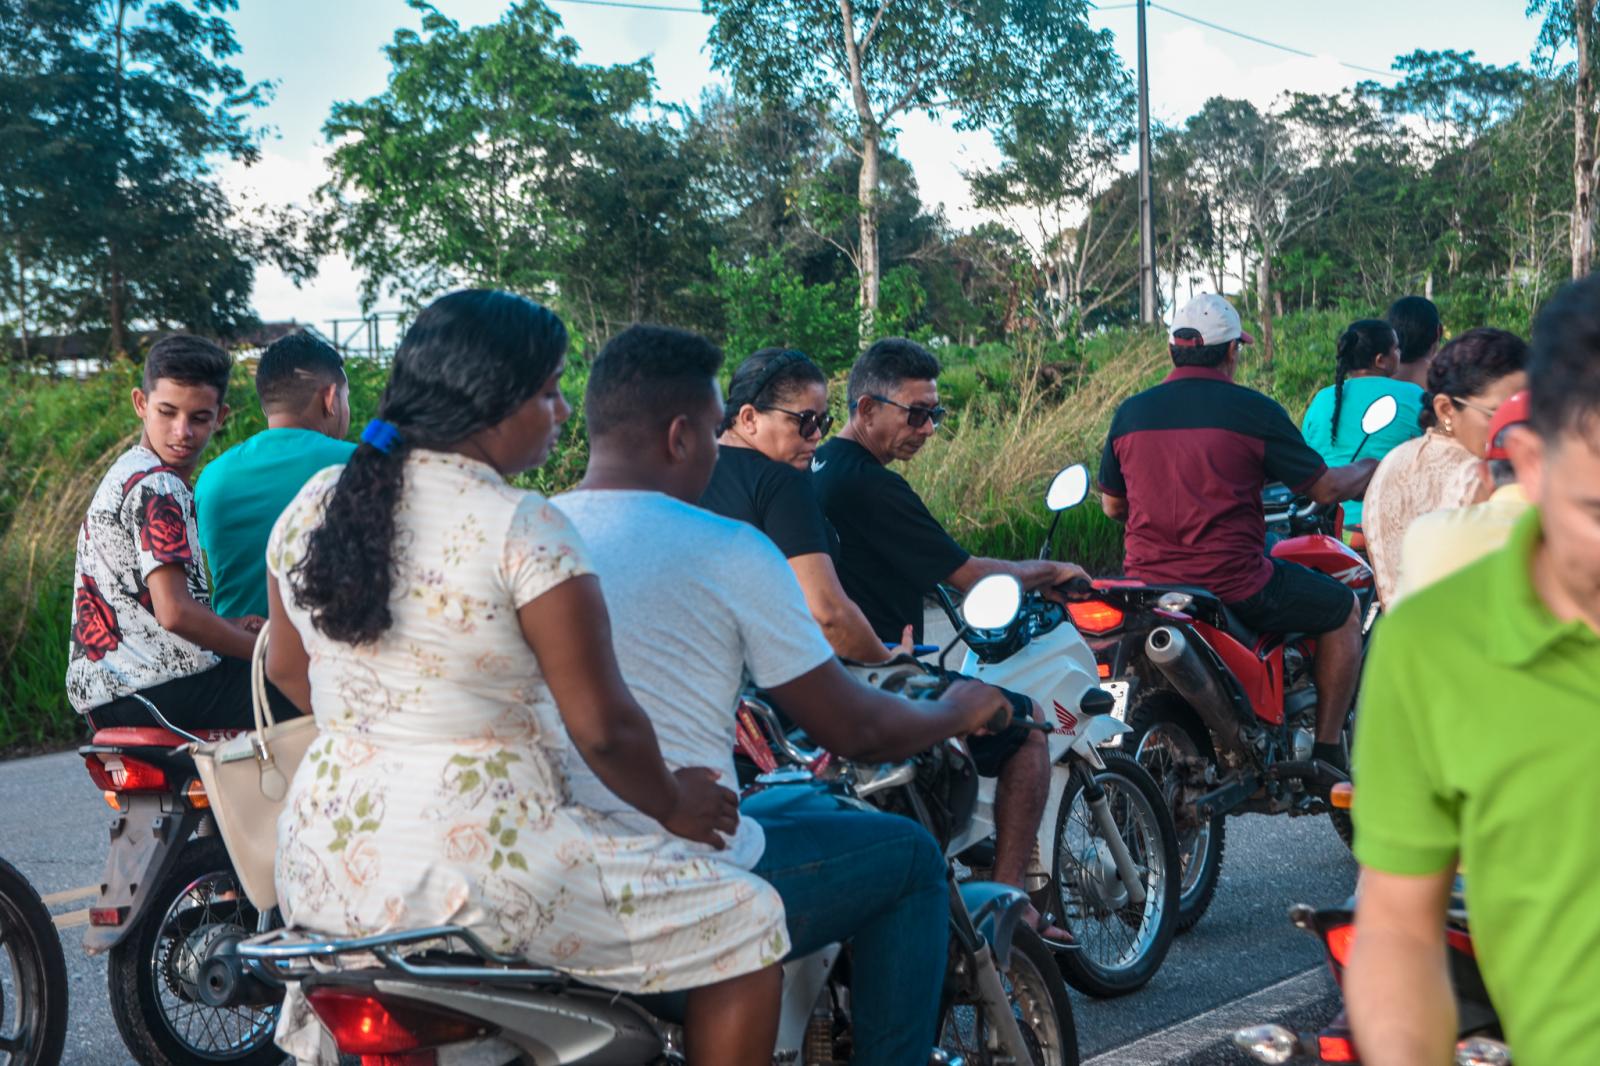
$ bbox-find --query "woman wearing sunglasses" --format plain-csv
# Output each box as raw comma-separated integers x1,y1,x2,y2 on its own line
1362,327,1528,607
701,348,908,662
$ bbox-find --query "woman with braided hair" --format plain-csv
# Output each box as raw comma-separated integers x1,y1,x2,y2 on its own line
700,347,909,662
1300,318,1424,529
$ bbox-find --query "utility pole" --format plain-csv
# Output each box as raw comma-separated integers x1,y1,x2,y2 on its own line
1136,0,1158,323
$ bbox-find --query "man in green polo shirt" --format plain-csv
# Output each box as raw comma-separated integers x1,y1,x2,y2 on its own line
195,332,355,618
1347,274,1600,1066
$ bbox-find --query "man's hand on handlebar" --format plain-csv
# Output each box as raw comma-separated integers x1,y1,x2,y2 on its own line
1039,561,1091,604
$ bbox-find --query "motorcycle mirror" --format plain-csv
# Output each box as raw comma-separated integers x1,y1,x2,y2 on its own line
960,575,1024,631
1045,464,1090,512
1360,394,1399,436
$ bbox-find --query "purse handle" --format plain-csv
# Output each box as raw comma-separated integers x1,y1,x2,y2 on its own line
249,624,279,749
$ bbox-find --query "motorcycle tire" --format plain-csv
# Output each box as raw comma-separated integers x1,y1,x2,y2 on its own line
0,857,68,1066
1050,752,1181,998
1126,696,1226,934
107,836,286,1066
937,925,1080,1066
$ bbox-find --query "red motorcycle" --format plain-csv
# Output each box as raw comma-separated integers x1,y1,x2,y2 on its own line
1064,488,1377,930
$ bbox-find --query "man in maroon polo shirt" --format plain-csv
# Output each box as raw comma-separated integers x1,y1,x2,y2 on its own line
1098,294,1377,772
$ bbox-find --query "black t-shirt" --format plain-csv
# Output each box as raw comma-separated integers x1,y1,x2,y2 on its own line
699,444,837,560
810,437,971,643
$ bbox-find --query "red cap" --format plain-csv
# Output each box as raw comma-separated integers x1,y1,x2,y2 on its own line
1484,390,1531,460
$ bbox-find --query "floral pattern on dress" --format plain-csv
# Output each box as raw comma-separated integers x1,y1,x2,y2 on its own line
266,452,788,1064
1363,430,1483,607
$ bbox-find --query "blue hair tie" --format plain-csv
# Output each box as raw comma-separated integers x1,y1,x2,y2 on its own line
361,419,401,454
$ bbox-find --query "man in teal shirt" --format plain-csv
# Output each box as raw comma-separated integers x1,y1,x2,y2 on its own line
1346,275,1600,1066
196,332,355,618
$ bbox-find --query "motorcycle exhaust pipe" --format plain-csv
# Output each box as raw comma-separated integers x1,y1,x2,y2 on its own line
1144,626,1260,761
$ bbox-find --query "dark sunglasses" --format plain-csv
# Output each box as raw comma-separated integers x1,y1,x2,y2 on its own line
869,394,946,429
759,405,834,440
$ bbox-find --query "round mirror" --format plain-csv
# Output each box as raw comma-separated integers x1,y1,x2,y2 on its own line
1360,394,1399,436
1045,464,1091,512
960,574,1024,631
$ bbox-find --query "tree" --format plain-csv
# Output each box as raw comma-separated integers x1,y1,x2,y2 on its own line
701,0,1123,337
1529,0,1600,275
317,0,653,311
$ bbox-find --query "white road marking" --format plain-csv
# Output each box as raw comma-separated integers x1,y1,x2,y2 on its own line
41,885,98,907
1082,966,1334,1066
52,909,90,930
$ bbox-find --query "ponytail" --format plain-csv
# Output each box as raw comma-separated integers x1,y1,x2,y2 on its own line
1330,320,1397,444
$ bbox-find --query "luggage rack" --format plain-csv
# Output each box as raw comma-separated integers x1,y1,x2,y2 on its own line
237,924,571,986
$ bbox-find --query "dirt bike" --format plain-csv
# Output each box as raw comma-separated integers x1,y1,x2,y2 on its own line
231,666,1078,1066
1065,398,1397,932
0,855,68,1066
78,705,284,1066
1234,789,1508,1065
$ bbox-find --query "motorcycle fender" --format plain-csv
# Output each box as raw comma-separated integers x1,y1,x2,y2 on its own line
1067,715,1130,764
81,797,202,955
958,881,1031,971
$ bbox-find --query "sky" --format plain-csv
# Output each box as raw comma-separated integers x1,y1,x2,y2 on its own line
217,0,1550,331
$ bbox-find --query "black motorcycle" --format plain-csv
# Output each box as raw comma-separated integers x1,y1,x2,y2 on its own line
0,857,67,1066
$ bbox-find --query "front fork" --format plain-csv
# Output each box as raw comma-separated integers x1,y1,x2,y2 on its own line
948,881,1033,1062
1070,757,1148,908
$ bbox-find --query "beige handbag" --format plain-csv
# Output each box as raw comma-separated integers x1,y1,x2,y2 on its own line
191,626,319,910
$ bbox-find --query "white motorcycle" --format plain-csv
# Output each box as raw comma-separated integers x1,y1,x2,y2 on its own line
925,466,1181,998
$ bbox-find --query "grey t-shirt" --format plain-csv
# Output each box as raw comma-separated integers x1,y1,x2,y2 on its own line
553,489,835,869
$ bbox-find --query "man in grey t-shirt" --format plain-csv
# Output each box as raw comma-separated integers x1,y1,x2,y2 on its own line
555,325,1006,1066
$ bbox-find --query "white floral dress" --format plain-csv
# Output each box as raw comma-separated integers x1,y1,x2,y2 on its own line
266,453,787,1058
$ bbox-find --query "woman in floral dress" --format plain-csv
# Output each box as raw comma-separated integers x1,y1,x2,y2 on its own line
263,290,786,1064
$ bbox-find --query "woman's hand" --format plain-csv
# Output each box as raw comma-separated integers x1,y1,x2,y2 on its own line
660,767,739,849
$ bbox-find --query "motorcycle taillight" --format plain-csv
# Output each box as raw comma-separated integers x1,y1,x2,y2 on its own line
1067,600,1125,634
305,988,487,1056
1318,1032,1358,1061
1324,922,1356,976
83,754,167,793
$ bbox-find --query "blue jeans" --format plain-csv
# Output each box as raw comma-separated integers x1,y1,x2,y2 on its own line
748,789,948,1066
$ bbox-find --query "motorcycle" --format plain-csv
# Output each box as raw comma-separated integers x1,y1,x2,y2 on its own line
922,471,1181,999
1063,397,1398,931
1234,790,1507,1065
226,658,1078,1066
0,855,69,1066
78,704,283,1066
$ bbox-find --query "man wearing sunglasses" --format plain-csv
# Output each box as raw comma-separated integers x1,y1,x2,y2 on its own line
812,337,1089,942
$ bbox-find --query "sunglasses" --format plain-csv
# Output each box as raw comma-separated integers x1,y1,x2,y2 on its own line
760,405,834,440
1450,396,1498,418
869,394,946,429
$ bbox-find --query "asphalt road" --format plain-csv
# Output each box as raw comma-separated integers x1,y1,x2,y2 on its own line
3,745,1356,1065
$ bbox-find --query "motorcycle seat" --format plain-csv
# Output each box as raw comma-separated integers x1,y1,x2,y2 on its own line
1136,584,1261,646
412,950,689,1024
90,726,245,747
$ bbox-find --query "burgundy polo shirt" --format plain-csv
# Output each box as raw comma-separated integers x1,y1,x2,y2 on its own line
1097,366,1327,603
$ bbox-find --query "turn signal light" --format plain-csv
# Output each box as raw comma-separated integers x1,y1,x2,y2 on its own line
184,779,210,808
1325,923,1356,968
83,755,168,793
1096,662,1112,679
1067,601,1125,634
305,988,487,1055
1318,1033,1358,1061
1330,782,1353,809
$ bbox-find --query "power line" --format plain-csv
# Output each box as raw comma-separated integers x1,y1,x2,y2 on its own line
548,0,703,13
1146,2,1399,80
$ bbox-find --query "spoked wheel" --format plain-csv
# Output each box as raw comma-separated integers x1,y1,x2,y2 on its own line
1051,752,1180,997
0,858,67,1066
107,837,284,1066
937,927,1079,1066
1128,699,1225,933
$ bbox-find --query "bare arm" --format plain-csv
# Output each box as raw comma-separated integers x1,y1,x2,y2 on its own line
147,564,258,659
1101,492,1129,523
519,574,734,849
946,556,1089,595
1346,866,1459,1066
788,552,899,661
1307,459,1379,506
264,575,312,715
768,659,1006,763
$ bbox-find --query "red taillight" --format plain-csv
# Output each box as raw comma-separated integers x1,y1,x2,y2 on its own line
1324,923,1356,967
1067,601,1125,634
89,906,128,927
1318,1033,1358,1061
305,989,486,1056
84,754,168,793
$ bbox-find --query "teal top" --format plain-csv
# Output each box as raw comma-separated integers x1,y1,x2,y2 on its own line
1300,377,1424,526
194,428,356,618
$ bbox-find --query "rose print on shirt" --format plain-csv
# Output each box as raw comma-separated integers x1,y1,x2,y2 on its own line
71,574,121,661
139,491,193,563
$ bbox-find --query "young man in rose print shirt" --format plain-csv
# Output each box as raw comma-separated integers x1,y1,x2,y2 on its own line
68,335,291,733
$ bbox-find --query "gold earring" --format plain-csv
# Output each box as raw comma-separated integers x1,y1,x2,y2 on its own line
1444,419,1454,434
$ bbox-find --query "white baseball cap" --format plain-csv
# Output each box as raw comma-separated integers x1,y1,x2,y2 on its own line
1170,294,1254,346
